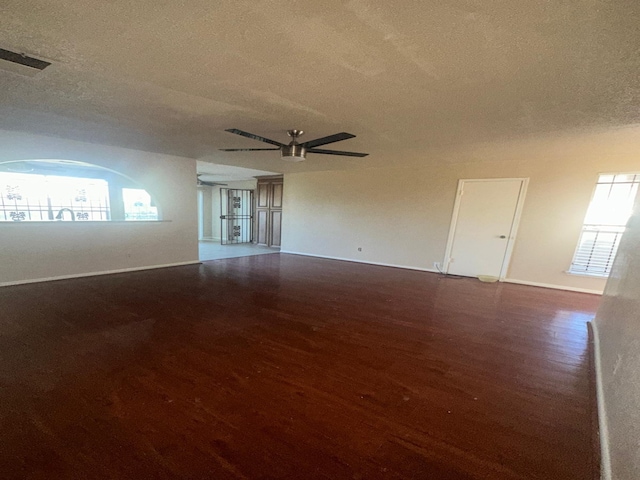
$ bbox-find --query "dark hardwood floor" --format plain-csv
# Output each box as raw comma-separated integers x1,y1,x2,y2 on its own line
0,254,600,479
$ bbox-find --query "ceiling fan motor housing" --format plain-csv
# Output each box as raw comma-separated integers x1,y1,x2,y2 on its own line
281,143,307,161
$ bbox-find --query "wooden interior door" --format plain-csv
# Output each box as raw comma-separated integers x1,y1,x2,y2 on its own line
255,176,283,247
256,182,270,245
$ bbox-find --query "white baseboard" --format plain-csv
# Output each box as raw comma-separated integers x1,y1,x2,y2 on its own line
503,278,603,295
0,261,202,287
592,321,612,480
280,252,604,294
279,250,439,273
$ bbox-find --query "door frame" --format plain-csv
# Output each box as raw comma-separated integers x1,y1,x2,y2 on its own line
197,189,204,240
442,178,529,281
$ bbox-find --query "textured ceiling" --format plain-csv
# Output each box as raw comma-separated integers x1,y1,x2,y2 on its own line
1,0,639,172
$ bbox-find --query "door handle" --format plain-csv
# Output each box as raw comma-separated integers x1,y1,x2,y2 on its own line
499,235,507,239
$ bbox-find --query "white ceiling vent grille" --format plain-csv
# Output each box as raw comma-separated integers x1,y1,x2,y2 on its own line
0,48,51,78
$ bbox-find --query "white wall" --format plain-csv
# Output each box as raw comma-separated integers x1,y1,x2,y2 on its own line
594,196,640,480
0,130,198,285
282,125,640,293
198,186,215,240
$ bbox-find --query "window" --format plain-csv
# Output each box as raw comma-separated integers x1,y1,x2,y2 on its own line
570,173,640,277
122,188,158,221
1,171,110,221
0,160,160,222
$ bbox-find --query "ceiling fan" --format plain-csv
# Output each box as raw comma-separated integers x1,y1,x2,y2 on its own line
220,128,368,162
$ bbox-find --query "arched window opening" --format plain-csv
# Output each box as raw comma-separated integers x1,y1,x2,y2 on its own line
0,160,160,222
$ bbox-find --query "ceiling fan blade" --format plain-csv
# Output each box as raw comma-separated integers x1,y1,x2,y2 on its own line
224,128,284,147
308,148,369,157
301,132,356,149
219,148,281,151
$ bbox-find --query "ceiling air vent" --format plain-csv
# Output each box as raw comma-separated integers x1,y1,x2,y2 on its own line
0,48,51,77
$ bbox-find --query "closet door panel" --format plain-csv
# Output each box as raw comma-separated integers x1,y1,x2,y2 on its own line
270,210,282,247
256,210,269,245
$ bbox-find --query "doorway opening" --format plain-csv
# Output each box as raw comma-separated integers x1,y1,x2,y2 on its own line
196,163,282,261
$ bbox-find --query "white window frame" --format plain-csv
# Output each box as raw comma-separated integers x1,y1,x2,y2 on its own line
569,172,640,277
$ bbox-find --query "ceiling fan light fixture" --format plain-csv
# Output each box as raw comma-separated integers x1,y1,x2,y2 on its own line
280,144,307,162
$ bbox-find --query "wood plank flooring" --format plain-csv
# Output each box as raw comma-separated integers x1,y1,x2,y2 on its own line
0,254,600,479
